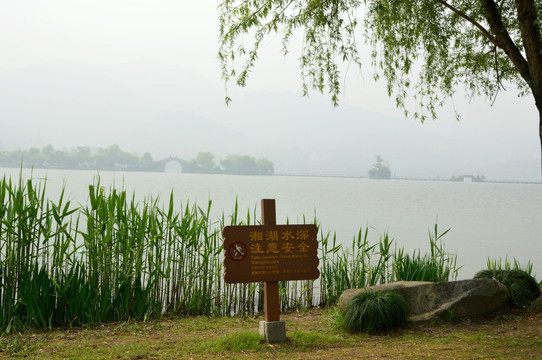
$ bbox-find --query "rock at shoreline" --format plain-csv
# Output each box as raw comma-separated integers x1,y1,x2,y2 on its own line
339,279,511,322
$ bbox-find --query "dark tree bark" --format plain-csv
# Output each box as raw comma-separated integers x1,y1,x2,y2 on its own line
444,0,542,179
515,0,542,180
482,0,531,82
481,0,542,180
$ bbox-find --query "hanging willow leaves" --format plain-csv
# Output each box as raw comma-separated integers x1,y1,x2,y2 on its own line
218,0,542,177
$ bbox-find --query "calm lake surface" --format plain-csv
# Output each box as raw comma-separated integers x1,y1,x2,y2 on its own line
2,167,541,280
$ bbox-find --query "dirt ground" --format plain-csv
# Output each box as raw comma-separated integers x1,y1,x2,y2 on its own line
279,307,542,359
1,302,541,359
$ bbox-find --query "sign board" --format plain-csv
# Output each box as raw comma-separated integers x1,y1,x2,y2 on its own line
222,224,319,283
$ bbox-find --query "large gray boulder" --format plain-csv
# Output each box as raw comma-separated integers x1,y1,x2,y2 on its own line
339,279,511,322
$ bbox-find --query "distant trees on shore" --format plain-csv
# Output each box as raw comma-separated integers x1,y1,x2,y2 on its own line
368,156,392,179
0,144,153,171
182,152,274,175
0,145,274,175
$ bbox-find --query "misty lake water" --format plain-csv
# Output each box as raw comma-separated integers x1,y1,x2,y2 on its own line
2,167,541,280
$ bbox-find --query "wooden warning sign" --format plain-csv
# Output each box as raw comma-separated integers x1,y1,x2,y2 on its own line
222,224,319,283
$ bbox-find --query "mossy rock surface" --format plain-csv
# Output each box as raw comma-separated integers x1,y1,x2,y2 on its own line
340,279,511,322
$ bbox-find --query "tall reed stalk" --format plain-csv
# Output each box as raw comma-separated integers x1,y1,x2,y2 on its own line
0,173,463,333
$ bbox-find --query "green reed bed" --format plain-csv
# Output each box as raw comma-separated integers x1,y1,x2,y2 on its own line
0,174,462,333
393,225,460,282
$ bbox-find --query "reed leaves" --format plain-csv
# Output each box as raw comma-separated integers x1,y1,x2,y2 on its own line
0,174,461,333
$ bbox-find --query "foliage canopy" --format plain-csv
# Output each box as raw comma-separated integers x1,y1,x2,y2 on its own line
219,0,542,178
219,0,542,119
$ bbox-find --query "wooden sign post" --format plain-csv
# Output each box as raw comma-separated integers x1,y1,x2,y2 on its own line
261,199,280,323
222,199,319,342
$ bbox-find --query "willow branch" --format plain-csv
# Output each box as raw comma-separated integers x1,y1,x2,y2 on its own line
435,0,498,46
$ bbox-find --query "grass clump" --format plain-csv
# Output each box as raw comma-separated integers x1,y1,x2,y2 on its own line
340,290,408,334
0,333,40,356
474,269,541,308
210,330,263,352
289,329,345,347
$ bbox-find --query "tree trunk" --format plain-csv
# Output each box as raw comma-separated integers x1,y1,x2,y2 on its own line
532,82,542,181
529,88,542,182
515,0,542,181
539,107,542,182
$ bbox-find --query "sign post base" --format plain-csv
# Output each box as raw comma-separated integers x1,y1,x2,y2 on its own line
223,199,319,344
259,320,287,343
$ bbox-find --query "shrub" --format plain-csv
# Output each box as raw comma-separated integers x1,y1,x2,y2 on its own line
341,290,408,334
474,269,541,307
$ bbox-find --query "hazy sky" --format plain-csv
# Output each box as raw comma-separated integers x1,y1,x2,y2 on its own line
1,0,540,179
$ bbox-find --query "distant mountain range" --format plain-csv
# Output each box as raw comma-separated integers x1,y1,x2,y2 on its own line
1,60,539,180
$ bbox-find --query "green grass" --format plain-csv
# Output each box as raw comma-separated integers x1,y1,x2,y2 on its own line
0,333,42,355
486,256,536,276
1,308,540,360
209,330,264,352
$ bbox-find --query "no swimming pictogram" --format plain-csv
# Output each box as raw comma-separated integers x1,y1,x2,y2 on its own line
228,241,247,261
